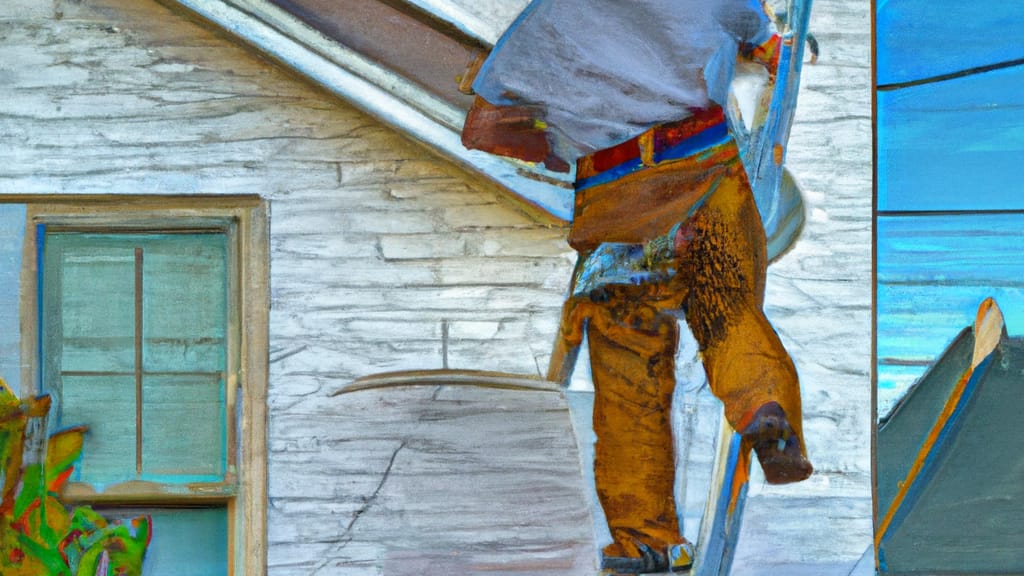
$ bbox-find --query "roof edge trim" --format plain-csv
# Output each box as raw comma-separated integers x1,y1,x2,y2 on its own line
170,0,574,222
399,0,506,45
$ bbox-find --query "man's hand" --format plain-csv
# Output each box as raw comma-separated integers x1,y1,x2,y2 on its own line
747,33,783,78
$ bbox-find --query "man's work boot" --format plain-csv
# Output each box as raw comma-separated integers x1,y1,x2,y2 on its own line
600,541,694,574
741,401,813,484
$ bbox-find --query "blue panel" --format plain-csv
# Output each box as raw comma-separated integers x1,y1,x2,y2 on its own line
102,507,228,576
877,64,1024,212
876,213,1024,414
876,0,1024,86
0,204,24,392
877,214,1024,286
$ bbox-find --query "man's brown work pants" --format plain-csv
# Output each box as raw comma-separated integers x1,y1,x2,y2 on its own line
556,145,806,558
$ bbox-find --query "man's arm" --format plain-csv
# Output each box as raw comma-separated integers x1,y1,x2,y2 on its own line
458,50,570,172
461,96,571,173
461,96,550,164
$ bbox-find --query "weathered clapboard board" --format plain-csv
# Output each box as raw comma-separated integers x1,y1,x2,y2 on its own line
332,369,756,575
328,371,598,575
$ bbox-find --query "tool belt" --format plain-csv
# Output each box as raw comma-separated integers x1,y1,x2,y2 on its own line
569,106,741,252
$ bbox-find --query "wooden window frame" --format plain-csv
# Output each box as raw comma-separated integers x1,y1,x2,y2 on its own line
13,195,268,576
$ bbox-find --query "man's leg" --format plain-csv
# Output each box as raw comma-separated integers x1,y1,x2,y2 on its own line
674,158,812,484
573,290,688,561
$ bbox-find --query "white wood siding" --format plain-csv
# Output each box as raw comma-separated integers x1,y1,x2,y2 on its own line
0,0,872,573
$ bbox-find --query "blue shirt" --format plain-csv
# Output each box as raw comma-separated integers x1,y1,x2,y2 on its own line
472,0,773,160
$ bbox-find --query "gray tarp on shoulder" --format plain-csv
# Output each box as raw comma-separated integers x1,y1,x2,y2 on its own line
472,0,773,159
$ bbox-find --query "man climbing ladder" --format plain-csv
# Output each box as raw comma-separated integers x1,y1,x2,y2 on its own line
461,0,814,571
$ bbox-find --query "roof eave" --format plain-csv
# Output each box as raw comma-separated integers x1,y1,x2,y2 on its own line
168,0,573,222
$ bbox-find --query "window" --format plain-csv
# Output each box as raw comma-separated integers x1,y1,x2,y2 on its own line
21,198,267,575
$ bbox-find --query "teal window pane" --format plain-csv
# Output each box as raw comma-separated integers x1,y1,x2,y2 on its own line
42,231,229,486
142,234,227,373
46,239,137,373
141,374,225,481
101,507,228,576
62,375,137,485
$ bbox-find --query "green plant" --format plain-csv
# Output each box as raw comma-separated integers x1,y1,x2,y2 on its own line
0,378,150,575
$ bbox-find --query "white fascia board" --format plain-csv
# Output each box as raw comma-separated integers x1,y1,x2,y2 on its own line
172,0,574,221
399,0,528,46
